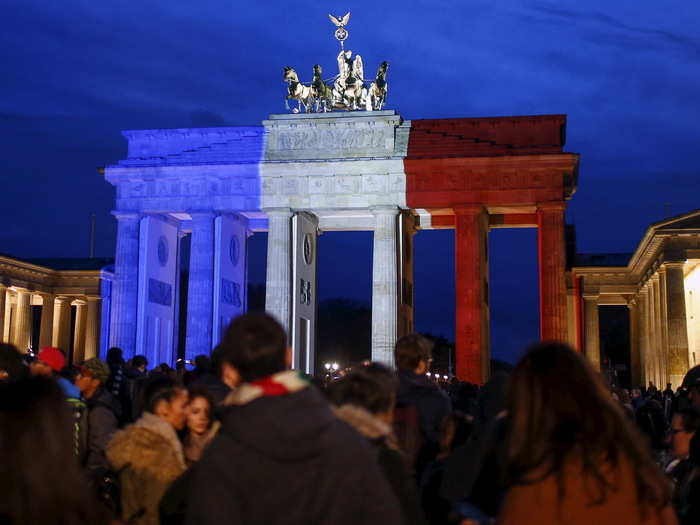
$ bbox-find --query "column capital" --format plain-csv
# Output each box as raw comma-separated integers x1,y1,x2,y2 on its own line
453,205,486,216
536,201,567,212
370,205,400,216
111,210,140,221
582,293,599,302
263,207,293,218
662,261,686,270
189,210,216,220
85,295,101,302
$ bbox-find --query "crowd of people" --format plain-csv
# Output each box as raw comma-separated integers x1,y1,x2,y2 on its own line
1,313,699,525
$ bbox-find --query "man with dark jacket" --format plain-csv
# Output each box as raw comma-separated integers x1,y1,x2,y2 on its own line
393,334,451,479
76,357,121,469
185,313,402,525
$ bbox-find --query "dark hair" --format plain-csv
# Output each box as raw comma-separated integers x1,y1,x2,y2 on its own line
187,385,216,429
676,407,700,433
394,334,433,372
105,347,123,366
217,313,287,383
132,355,148,369
0,377,106,523
193,355,211,373
505,342,670,515
143,375,185,414
327,364,396,414
0,343,26,381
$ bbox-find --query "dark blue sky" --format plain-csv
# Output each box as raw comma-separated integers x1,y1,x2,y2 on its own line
2,1,699,362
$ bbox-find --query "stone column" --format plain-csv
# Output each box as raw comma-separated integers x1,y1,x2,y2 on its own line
454,206,489,384
371,206,400,368
659,267,670,385
84,296,101,360
637,289,649,388
39,293,55,349
264,208,293,336
0,284,6,343
663,262,690,388
583,294,601,371
1,289,11,342
185,212,216,359
537,203,568,341
628,299,642,388
651,274,663,387
12,289,31,352
72,301,87,363
398,211,416,338
110,212,140,355
53,296,72,353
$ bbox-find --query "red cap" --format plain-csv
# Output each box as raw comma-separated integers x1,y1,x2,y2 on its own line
37,347,66,372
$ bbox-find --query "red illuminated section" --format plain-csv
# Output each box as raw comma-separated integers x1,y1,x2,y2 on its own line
403,115,579,384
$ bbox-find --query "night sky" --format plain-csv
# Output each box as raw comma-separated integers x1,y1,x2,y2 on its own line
2,1,699,363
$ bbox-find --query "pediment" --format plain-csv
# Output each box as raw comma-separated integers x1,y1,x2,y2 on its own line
654,209,700,232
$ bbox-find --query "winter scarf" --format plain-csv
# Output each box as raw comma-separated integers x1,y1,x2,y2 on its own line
223,370,309,406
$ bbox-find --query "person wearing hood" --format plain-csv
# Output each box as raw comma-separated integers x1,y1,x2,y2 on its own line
75,357,121,470
107,375,188,525
328,363,428,525
393,334,452,480
185,312,402,525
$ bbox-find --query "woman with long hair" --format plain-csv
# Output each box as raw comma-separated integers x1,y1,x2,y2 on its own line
182,385,220,466
107,375,188,525
0,376,108,524
498,342,677,525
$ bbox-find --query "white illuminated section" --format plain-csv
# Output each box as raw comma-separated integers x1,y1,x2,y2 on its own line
684,263,700,368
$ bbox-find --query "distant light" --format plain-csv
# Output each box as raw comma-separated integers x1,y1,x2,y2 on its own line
332,362,339,371
324,363,331,370
443,375,448,380
426,372,431,377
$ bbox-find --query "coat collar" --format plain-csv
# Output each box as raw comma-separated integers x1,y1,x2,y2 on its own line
135,412,186,469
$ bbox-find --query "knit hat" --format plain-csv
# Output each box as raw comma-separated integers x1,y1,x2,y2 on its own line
81,358,111,385
37,347,66,372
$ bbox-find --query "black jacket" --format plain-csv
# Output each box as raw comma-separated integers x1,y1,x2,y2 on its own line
396,371,451,444
185,386,403,525
85,388,120,470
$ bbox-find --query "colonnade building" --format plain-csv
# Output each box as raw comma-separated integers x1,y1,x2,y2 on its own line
0,254,112,362
571,210,700,389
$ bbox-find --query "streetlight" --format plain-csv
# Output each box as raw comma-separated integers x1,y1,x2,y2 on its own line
331,362,339,371
324,363,331,371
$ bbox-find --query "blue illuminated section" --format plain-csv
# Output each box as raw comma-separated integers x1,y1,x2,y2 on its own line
105,126,266,222
116,127,265,167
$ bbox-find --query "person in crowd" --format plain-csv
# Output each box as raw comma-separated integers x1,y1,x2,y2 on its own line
106,347,131,424
394,334,452,479
631,388,645,411
420,413,473,525
674,433,700,525
441,372,510,523
327,364,428,525
159,385,221,525
107,375,189,525
0,376,109,524
182,384,220,465
0,342,26,381
187,354,229,403
636,394,669,462
30,346,88,457
665,408,700,486
185,312,402,525
75,357,121,470
497,342,677,525
664,383,676,398
687,379,700,411
125,354,150,421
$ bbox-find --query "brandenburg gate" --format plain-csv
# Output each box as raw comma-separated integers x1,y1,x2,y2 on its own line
103,14,580,383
